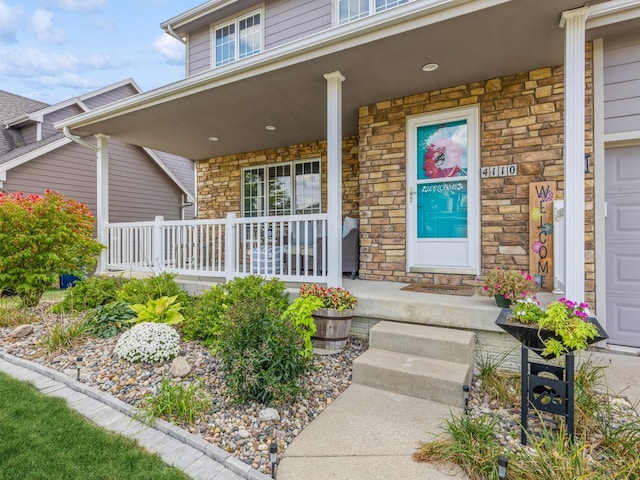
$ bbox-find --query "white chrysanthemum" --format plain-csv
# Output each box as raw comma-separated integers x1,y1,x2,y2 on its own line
115,322,180,363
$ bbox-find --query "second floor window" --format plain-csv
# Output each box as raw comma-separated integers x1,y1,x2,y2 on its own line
337,0,410,25
214,10,261,67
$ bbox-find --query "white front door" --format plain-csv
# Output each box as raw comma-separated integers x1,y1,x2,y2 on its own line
605,145,640,347
406,106,480,274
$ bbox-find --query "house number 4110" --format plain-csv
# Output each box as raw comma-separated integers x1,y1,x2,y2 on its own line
480,164,518,178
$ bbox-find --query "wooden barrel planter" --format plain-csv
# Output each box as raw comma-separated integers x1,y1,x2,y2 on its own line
311,308,353,355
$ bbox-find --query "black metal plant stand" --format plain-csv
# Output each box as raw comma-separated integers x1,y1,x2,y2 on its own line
520,345,575,445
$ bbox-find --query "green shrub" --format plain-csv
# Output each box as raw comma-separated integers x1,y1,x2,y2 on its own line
129,295,184,325
0,191,105,307
51,275,129,313
116,273,187,305
85,301,136,338
183,275,289,347
135,378,211,425
216,296,312,405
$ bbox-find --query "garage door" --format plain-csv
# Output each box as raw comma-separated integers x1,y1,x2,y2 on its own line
605,146,640,347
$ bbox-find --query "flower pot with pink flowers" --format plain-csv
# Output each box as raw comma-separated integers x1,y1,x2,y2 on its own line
477,266,539,308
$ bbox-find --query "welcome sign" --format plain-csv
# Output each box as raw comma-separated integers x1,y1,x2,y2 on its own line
529,181,556,291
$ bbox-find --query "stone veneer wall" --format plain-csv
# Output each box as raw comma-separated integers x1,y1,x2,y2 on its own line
358,45,594,303
197,137,360,220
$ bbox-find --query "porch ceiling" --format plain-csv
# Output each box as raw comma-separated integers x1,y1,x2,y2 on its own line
61,0,605,161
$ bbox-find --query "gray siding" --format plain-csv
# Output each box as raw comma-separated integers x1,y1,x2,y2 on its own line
4,140,183,223
265,0,331,49
184,0,332,76
42,104,84,138
187,27,212,76
154,150,196,219
109,140,183,222
83,84,139,109
604,31,640,134
21,123,37,144
4,142,97,211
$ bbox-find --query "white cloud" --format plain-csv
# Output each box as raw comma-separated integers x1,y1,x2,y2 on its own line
31,8,64,43
38,72,102,89
0,46,121,77
46,0,106,12
153,33,184,64
0,1,23,43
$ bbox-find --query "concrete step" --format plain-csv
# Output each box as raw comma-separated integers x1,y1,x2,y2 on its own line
369,321,475,365
352,348,470,408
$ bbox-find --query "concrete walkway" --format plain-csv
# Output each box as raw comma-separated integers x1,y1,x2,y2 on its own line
0,352,269,480
276,349,640,480
276,384,468,480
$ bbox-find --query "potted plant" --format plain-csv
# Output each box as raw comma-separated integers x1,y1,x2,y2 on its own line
299,283,358,355
477,266,538,307
495,297,608,359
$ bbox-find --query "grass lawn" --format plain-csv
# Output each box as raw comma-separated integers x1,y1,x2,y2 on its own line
0,372,190,480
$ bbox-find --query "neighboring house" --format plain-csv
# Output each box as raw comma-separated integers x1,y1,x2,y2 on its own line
0,80,196,223
56,0,640,349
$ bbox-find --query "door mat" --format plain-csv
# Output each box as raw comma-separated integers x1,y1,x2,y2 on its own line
400,284,475,296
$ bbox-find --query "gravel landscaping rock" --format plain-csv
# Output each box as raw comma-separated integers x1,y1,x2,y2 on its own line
0,302,368,476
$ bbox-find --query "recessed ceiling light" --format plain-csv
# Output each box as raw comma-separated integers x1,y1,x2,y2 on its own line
208,136,219,141
422,63,439,72
265,125,276,131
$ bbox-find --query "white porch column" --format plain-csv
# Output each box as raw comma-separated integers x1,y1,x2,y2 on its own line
95,134,110,274
560,7,588,302
324,71,345,288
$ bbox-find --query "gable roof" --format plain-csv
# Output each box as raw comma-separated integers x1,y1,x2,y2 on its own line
0,80,195,201
0,91,49,157
0,90,49,121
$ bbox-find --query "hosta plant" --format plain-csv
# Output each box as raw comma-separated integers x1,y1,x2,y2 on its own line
115,322,180,363
129,295,184,325
85,301,137,338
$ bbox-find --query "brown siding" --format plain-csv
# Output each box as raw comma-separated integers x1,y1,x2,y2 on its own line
187,26,211,76
604,31,640,134
358,45,595,302
197,137,359,220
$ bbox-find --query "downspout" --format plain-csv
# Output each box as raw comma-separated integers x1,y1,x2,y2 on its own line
63,126,97,152
180,195,194,220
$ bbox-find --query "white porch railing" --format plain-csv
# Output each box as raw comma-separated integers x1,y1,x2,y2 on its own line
103,213,329,283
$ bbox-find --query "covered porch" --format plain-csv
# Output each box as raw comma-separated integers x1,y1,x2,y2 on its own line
56,0,640,305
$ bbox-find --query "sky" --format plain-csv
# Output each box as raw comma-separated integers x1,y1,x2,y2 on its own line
0,0,200,105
